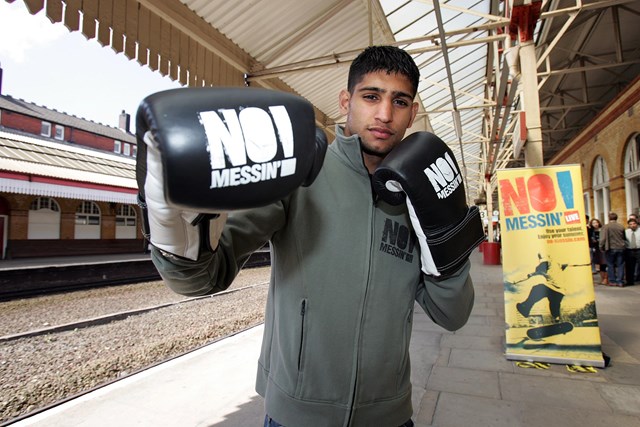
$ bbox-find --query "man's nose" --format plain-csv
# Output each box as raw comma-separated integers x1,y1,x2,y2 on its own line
375,101,393,123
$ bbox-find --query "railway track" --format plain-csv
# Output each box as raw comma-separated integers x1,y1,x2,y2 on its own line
0,267,271,425
0,282,268,343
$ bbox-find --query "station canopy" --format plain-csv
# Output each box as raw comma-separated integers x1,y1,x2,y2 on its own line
13,0,640,204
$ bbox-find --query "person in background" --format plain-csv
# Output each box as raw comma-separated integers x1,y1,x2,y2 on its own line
600,212,626,287
589,218,607,285
628,213,640,281
586,215,595,274
624,217,640,287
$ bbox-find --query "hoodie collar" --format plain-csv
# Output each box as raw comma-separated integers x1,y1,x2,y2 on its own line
333,125,369,177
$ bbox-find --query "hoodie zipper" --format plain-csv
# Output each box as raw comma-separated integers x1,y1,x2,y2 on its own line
345,196,377,426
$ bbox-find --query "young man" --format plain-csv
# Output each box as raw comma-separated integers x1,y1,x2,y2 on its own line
142,46,474,427
600,212,626,286
625,217,640,286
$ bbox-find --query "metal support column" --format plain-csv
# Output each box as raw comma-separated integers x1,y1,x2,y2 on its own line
519,40,543,167
509,0,543,167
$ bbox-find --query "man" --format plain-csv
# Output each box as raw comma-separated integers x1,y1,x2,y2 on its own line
586,214,597,274
625,217,640,286
138,46,475,427
600,212,626,286
628,214,640,281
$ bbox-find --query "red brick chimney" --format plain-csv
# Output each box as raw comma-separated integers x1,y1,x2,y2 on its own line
119,110,130,132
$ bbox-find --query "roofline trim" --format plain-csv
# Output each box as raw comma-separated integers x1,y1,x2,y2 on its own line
0,177,137,204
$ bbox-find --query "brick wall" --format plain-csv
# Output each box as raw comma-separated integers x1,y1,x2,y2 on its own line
1,110,121,153
69,127,116,151
550,77,640,219
0,193,144,258
1,110,42,135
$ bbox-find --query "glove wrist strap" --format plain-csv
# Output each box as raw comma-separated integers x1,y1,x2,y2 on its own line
428,206,485,276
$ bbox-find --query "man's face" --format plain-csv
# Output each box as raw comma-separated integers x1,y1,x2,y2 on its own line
339,71,418,160
630,221,638,230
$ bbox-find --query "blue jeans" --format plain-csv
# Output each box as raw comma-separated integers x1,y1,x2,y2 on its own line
264,415,414,427
606,249,625,284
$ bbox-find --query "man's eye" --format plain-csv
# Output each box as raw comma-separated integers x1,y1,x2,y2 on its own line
363,94,378,100
394,99,409,107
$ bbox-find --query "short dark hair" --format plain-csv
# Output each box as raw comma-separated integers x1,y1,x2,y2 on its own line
347,46,420,97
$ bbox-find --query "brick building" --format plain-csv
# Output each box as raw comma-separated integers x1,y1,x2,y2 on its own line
0,92,144,259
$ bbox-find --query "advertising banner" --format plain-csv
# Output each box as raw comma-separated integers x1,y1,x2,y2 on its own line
497,165,605,367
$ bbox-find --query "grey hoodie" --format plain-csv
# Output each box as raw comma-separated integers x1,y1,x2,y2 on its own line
151,126,474,427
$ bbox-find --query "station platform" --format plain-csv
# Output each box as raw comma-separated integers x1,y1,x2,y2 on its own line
0,253,151,271
7,250,640,427
0,250,268,300
0,253,158,300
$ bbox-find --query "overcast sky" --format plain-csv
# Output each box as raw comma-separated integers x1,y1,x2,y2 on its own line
0,1,182,131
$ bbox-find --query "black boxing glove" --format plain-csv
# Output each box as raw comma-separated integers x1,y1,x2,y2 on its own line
136,87,327,260
372,132,484,277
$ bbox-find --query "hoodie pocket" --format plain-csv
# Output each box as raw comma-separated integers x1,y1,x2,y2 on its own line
297,298,307,371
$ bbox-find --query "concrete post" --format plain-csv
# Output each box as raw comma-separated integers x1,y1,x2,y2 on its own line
486,178,494,242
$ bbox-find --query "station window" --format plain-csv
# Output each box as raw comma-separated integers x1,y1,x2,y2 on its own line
116,204,137,227
114,140,122,154
41,121,52,137
592,156,610,223
623,134,640,217
28,197,61,240
29,197,60,212
75,201,101,225
115,204,137,239
54,125,64,141
123,143,131,156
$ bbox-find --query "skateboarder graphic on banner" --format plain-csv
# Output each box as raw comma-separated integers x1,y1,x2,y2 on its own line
507,252,589,340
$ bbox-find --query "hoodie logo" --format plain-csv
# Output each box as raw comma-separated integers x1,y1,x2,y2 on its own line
200,106,296,188
379,218,415,263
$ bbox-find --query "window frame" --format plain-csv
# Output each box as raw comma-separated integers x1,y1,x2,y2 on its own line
54,124,64,141
40,121,52,137
75,201,101,226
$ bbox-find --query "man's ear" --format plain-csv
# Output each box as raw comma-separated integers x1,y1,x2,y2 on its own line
338,89,350,115
407,102,419,128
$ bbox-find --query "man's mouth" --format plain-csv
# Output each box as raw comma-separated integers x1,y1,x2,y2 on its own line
368,127,393,139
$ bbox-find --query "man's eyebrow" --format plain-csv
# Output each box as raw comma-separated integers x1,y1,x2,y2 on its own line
357,86,414,99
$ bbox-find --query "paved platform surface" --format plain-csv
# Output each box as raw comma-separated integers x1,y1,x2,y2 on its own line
8,249,640,426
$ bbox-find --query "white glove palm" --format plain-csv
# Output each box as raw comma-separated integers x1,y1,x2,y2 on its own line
142,131,226,260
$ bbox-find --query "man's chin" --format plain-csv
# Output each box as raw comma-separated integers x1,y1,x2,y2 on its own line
360,143,390,158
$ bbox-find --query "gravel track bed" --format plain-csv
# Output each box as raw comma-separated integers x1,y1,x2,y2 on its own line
0,266,271,424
